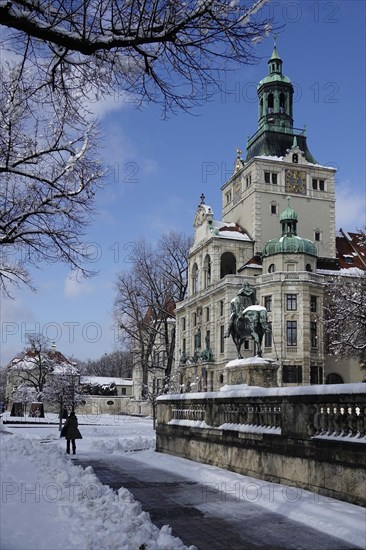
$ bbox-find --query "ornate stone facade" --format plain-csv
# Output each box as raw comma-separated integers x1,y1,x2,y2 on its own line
174,42,364,391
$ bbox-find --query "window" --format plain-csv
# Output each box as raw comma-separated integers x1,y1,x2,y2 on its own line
226,191,232,204
271,202,277,215
311,321,317,348
286,294,297,311
246,174,251,187
268,263,276,273
306,263,312,272
244,340,249,350
182,338,186,354
314,231,321,242
193,312,197,326
310,296,317,313
287,321,297,346
220,326,225,353
220,300,224,316
182,317,186,331
292,153,298,163
192,263,199,293
264,296,272,312
204,254,211,288
265,322,272,348
326,373,344,384
282,365,302,383
205,330,210,348
206,307,210,322
121,388,127,396
265,172,277,184
310,365,323,385
220,252,236,278
312,179,325,191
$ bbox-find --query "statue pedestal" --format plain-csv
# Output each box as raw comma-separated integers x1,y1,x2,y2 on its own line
224,357,279,388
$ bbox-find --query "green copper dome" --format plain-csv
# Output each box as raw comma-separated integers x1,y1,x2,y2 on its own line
263,236,317,257
263,198,317,257
280,205,297,222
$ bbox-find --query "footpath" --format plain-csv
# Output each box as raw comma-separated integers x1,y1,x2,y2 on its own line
74,453,360,550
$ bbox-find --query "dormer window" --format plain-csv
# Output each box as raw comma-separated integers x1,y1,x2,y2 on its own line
292,153,298,163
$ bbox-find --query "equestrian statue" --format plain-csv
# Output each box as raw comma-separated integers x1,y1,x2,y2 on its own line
224,282,270,359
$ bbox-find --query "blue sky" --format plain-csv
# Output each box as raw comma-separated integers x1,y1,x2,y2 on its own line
1,0,365,367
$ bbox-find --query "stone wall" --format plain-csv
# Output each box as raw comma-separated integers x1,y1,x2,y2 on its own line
156,384,366,506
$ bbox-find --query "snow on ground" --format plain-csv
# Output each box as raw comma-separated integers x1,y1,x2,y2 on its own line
1,413,365,550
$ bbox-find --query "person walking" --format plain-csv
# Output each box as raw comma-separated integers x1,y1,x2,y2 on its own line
62,411,82,454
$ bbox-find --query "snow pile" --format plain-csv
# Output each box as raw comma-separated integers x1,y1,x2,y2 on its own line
93,434,155,453
0,434,191,550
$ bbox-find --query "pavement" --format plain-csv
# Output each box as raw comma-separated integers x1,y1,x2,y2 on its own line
73,453,359,550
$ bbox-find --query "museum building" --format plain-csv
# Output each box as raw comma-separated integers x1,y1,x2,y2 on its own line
174,41,365,391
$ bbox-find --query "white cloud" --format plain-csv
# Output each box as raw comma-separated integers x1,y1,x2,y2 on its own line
335,182,366,231
64,272,96,298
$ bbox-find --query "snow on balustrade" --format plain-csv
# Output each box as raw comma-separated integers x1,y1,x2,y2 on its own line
311,403,366,442
161,383,366,443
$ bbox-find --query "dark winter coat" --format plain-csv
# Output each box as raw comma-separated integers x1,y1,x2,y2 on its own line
63,415,82,440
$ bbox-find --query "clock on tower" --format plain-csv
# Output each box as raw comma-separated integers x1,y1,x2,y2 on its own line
285,169,306,194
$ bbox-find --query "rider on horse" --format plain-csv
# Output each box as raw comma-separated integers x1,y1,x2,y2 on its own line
224,282,257,339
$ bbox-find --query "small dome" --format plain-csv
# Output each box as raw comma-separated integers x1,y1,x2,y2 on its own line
258,73,292,89
263,236,317,257
280,205,298,222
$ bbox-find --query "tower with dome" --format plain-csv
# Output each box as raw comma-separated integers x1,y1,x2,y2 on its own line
174,40,364,391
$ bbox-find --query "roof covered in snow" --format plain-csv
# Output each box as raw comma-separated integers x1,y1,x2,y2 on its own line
79,376,133,386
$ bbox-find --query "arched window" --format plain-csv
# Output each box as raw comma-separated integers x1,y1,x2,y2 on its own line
268,263,276,273
292,153,298,163
326,373,344,384
220,252,236,278
306,263,312,272
192,263,199,294
260,98,263,117
203,254,211,288
279,92,285,113
267,93,274,113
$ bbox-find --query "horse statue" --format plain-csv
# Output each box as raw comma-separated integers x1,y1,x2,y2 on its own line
228,305,270,359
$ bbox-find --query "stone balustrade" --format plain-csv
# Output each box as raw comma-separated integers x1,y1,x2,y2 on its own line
156,384,366,506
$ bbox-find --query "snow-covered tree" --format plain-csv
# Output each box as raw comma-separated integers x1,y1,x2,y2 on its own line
13,384,37,416
325,273,366,369
0,58,103,295
80,350,133,378
0,1,271,294
10,335,53,397
0,1,272,112
114,232,191,397
41,368,82,430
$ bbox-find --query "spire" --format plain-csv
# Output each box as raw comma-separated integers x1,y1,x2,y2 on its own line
268,34,283,74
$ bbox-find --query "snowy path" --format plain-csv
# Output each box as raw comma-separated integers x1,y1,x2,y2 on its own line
74,451,363,550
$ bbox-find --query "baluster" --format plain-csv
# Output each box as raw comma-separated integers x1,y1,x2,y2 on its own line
333,405,342,436
339,406,348,436
349,405,358,437
358,407,366,438
267,405,274,428
247,405,254,425
326,403,334,435
253,405,260,426
308,405,317,436
275,405,281,430
313,404,322,435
